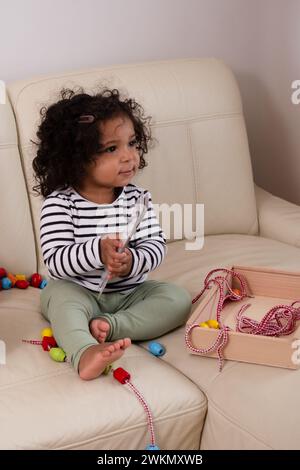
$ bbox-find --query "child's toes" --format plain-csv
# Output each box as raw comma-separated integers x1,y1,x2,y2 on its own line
119,338,131,349
107,344,118,353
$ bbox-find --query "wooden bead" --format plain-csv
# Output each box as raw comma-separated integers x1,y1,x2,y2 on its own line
41,327,53,338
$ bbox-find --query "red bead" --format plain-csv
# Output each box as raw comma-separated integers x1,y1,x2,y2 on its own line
0,267,7,279
42,336,57,351
15,280,30,289
113,367,130,384
31,273,42,288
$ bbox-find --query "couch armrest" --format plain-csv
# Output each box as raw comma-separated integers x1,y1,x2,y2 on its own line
255,185,300,248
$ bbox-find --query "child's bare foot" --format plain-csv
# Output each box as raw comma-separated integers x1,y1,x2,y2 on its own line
89,318,110,343
78,338,131,380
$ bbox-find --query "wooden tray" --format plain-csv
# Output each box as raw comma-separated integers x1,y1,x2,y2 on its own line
186,266,300,369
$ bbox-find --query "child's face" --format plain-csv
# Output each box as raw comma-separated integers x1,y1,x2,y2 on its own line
80,115,140,195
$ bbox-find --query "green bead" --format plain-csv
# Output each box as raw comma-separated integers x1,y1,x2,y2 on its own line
49,347,66,362
103,364,113,375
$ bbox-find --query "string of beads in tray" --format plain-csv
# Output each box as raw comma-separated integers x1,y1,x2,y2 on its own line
185,268,300,371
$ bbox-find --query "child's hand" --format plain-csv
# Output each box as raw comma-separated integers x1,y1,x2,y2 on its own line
100,235,133,280
112,247,133,279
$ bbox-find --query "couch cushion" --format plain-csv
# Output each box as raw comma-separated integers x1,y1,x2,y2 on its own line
143,234,300,449
7,58,258,275
0,287,206,450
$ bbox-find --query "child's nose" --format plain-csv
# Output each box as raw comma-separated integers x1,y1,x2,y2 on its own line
121,147,134,161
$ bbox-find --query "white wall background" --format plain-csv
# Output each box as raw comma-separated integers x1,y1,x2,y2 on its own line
246,0,300,205
1,0,299,204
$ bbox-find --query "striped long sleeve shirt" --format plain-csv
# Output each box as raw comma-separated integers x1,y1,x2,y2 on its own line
40,184,166,293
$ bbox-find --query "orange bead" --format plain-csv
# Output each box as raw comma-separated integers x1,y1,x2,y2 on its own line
232,288,241,296
7,273,17,287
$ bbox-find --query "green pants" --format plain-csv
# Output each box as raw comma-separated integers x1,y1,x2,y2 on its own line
40,279,191,372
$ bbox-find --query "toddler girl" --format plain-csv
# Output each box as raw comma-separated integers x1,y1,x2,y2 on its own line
33,88,191,380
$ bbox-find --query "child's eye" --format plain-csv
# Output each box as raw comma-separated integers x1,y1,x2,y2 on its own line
104,145,117,153
129,139,138,147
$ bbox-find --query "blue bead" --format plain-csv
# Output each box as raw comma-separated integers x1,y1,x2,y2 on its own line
39,279,48,289
2,277,12,289
145,444,160,450
148,341,166,357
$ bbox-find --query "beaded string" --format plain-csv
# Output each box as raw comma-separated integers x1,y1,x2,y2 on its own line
22,339,42,345
236,300,300,336
185,323,230,371
126,381,156,447
186,268,300,371
111,366,158,449
186,268,248,371
191,268,248,307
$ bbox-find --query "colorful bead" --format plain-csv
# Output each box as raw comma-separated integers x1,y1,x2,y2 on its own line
15,274,26,281
1,277,12,289
15,280,29,289
148,341,166,356
113,367,130,384
49,347,66,362
103,364,113,375
31,273,42,288
42,336,57,351
41,327,53,338
206,319,220,329
7,273,17,287
199,322,209,328
0,267,7,279
232,288,241,296
39,279,48,289
146,444,160,450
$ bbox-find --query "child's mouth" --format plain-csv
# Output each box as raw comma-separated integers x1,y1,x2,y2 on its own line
119,169,134,176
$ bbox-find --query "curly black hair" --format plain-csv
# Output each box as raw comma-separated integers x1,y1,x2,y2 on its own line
32,87,152,198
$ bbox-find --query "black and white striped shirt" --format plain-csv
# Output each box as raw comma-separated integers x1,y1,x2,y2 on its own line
40,184,166,293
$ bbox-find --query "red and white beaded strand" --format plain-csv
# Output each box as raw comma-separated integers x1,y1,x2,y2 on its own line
186,268,247,371
236,300,300,336
112,366,159,450
22,339,43,346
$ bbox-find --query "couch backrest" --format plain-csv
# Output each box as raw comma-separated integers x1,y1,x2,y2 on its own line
4,58,258,274
0,94,36,275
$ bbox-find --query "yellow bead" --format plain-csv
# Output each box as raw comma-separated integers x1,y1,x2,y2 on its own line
206,319,220,329
199,322,209,328
15,274,26,280
41,327,53,338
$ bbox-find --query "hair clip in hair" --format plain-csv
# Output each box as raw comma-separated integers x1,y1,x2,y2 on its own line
77,114,95,124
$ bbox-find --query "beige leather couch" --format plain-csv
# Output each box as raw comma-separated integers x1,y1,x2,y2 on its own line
1,58,300,450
